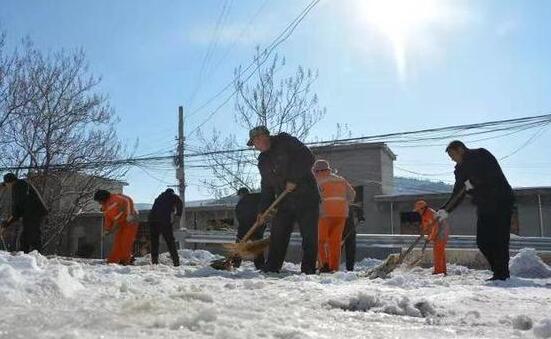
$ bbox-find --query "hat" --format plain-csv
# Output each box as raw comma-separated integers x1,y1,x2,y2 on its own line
2,173,17,184
414,200,428,212
93,189,111,203
237,187,250,196
247,126,270,146
312,159,331,172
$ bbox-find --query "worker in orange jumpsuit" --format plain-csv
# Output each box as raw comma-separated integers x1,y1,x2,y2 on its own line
94,190,139,265
313,160,356,272
414,200,449,275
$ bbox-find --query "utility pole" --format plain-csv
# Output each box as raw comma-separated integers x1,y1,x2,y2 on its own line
176,106,186,230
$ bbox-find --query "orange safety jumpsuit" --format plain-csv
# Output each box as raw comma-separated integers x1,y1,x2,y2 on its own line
316,173,355,272
100,194,139,264
420,207,449,274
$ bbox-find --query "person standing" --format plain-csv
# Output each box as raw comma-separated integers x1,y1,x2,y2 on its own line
313,160,356,272
414,200,449,275
248,126,320,274
1,173,48,253
93,190,138,265
342,203,363,271
436,141,514,281
148,188,182,266
234,187,265,270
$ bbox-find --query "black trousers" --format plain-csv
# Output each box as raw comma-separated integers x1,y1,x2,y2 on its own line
20,216,43,253
150,222,180,265
342,216,356,271
264,203,319,274
476,205,512,278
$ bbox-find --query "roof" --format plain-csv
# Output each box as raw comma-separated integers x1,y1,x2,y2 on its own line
374,186,551,202
311,142,397,160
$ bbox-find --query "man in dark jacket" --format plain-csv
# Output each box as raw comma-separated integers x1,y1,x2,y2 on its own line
437,141,514,281
248,126,320,274
1,173,48,253
233,187,265,270
148,188,182,266
342,203,363,271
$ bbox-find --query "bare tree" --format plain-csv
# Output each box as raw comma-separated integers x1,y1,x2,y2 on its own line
0,33,36,138
197,50,326,197
0,37,125,254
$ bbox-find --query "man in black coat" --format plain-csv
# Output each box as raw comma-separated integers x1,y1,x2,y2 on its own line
233,187,265,270
1,173,48,253
247,126,320,274
148,188,182,266
437,141,515,281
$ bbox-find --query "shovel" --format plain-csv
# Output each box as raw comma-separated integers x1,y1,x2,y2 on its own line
211,190,290,270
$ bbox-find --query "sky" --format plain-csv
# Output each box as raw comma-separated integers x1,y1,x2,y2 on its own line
1,0,551,203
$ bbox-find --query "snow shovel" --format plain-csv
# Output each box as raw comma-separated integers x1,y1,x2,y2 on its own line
360,233,426,279
211,190,290,270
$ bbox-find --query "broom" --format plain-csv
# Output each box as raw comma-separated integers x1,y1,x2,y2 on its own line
210,190,290,270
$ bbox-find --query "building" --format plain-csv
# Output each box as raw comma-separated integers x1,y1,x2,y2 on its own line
175,142,551,237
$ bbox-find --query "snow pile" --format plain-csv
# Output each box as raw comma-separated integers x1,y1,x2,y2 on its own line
534,319,551,338
509,248,551,278
135,249,223,266
354,257,382,271
326,292,437,318
0,251,84,300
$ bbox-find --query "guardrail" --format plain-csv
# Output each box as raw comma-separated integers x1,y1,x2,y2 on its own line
176,231,551,252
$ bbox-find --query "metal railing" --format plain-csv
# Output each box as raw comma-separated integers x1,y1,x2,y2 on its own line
176,231,551,252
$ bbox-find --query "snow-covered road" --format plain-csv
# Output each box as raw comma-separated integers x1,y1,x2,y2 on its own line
0,249,550,339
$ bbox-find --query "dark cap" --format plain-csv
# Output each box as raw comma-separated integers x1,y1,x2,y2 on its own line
2,173,17,184
237,187,250,196
445,140,467,152
93,189,111,203
247,126,270,146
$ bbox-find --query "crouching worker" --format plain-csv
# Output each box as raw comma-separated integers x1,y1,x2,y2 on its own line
414,200,449,275
234,187,265,270
314,160,355,273
94,190,138,265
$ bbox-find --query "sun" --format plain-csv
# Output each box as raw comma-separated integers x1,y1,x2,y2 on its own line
357,0,447,80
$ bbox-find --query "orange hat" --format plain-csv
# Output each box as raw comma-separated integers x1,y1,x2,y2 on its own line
414,200,428,212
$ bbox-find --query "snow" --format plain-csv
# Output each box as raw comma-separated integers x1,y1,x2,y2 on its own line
534,319,551,338
510,248,551,278
0,249,550,339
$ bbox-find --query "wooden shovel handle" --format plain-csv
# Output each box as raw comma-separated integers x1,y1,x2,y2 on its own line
240,189,290,243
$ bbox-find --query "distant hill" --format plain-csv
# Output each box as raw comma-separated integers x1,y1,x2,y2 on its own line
393,177,452,195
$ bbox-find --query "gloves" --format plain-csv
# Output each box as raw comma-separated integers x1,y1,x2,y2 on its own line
435,209,449,222
464,180,474,191
285,182,297,192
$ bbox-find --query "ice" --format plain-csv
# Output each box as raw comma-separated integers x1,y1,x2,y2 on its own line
509,248,551,278
0,249,550,338
534,319,551,338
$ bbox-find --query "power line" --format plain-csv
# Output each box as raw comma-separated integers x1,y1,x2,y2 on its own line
185,0,321,131
188,0,234,108
2,113,549,172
